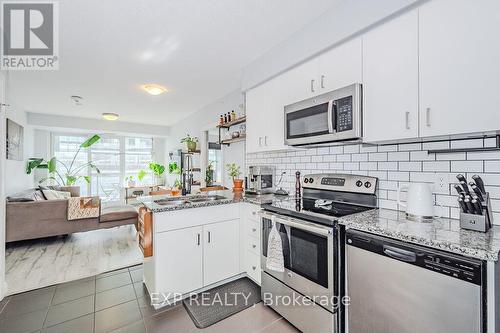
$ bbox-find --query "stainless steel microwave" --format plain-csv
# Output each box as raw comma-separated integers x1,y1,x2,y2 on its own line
284,83,362,146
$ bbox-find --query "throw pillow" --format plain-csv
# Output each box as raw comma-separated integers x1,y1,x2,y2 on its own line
42,189,71,200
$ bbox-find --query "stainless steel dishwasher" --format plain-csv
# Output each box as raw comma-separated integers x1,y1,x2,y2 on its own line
345,230,485,333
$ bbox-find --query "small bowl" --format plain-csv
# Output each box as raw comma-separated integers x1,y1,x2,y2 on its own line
231,132,240,139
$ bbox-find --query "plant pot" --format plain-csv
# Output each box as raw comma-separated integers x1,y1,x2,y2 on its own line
171,188,181,196
154,175,164,186
187,141,197,152
205,170,214,187
232,179,244,192
128,181,136,187
60,185,80,197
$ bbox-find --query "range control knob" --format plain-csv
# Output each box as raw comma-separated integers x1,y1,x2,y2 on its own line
304,178,309,183
309,178,314,183
364,181,372,188
356,180,363,187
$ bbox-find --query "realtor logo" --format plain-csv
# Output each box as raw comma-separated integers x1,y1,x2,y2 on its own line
1,1,59,70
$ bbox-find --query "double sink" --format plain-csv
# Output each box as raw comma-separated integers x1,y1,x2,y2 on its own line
153,195,227,207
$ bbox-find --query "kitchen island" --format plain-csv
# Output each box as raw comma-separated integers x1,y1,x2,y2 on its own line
136,190,286,308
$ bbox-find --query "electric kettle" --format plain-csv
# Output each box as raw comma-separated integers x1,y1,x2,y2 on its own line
397,183,440,221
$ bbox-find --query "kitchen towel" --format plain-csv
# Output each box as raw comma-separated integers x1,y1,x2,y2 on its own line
266,216,285,272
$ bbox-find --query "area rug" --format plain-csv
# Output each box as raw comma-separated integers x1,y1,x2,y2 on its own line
183,277,261,328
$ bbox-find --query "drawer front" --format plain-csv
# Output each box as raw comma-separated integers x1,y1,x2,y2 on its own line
245,204,261,223
245,219,260,239
246,235,260,256
246,251,261,285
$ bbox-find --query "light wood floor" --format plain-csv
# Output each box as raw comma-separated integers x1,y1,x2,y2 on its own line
5,225,142,295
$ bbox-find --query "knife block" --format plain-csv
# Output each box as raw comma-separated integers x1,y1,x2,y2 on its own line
460,193,493,232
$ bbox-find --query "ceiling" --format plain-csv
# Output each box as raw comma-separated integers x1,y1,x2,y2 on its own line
8,0,338,126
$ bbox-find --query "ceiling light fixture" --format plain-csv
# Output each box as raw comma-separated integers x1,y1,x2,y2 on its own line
142,84,167,95
102,113,119,121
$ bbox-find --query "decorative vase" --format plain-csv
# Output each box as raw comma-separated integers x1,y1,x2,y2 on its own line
128,180,136,187
60,185,80,197
187,141,197,152
232,179,244,192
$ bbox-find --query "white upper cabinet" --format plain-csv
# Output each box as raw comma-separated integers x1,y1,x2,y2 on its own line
317,38,362,92
363,10,419,142
419,0,500,137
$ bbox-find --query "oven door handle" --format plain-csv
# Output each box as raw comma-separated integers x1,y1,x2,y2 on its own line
260,211,333,236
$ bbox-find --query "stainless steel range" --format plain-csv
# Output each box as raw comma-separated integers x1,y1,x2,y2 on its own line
260,173,378,333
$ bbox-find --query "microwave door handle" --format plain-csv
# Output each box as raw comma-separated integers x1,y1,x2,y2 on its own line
327,100,334,133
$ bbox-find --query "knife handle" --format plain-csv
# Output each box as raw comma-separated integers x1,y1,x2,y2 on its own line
456,174,467,184
464,196,475,214
472,175,486,194
472,199,483,215
454,184,464,196
470,184,484,201
460,181,470,195
458,197,468,213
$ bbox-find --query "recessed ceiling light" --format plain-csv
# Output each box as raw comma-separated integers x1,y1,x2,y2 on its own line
102,113,119,121
142,84,167,95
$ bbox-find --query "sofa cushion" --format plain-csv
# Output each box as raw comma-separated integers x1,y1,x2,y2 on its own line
100,205,138,223
42,189,71,200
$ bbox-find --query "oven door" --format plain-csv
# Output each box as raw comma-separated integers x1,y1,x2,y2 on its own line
260,211,336,312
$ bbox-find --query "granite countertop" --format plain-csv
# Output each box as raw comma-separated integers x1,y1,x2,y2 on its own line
338,208,500,261
138,190,289,213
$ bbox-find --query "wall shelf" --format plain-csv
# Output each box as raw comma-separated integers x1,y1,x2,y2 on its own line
220,134,246,146
218,116,246,146
217,116,246,129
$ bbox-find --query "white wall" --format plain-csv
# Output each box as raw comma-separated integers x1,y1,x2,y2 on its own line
166,89,245,188
4,89,34,195
242,0,426,90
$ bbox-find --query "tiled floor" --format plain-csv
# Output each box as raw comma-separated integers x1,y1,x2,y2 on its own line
5,225,143,295
0,264,299,333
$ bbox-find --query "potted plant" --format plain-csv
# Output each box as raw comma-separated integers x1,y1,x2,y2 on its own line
169,161,182,196
171,179,182,196
205,161,214,187
26,134,101,196
226,163,243,192
180,134,199,152
149,162,166,185
125,176,136,187
137,170,147,184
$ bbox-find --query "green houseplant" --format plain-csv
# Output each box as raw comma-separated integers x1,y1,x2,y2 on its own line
168,161,182,195
149,162,166,185
226,163,243,191
180,134,198,152
125,175,136,187
137,170,147,183
26,135,101,194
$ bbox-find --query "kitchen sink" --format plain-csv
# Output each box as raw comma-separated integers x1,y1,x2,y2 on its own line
154,199,189,206
188,195,227,203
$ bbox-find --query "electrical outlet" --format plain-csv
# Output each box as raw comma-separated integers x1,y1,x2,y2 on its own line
434,173,452,194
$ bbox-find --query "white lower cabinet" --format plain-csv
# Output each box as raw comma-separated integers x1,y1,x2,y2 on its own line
203,219,240,286
242,203,262,285
154,226,204,295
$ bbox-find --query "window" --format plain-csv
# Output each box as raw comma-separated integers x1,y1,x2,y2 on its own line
52,133,154,200
208,142,222,184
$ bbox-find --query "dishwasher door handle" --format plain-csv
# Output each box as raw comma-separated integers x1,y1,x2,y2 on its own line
383,245,417,263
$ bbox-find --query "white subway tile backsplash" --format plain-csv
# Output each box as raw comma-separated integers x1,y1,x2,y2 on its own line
378,145,398,152
343,145,360,154
436,152,466,161
467,151,500,160
484,137,497,147
247,137,500,220
399,161,421,172
369,152,387,162
451,160,483,173
422,161,450,172
423,141,450,150
388,151,409,161
485,161,500,173
360,145,378,153
329,146,343,154
451,138,484,149
399,143,422,151
410,151,435,161
337,154,351,162
378,162,398,171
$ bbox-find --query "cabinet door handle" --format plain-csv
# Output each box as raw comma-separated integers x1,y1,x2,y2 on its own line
320,75,325,89
197,233,200,246
252,228,257,232
310,79,315,93
252,244,257,249
252,266,257,271
426,108,431,127
264,136,268,146
252,211,257,215
258,137,262,147
208,231,211,243
405,111,410,130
